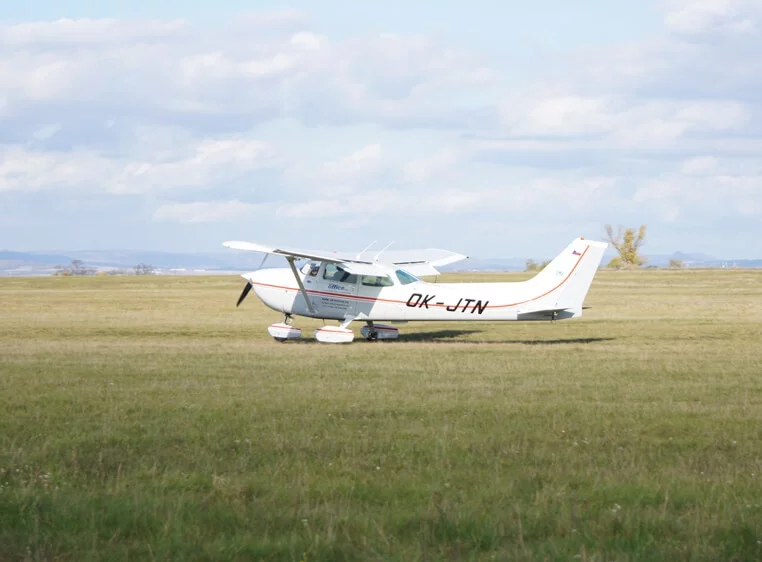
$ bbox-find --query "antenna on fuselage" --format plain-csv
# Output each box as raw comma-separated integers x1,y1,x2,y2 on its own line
356,241,377,260
373,241,394,263
257,253,269,270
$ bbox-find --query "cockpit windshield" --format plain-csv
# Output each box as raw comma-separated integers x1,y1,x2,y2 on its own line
395,269,419,285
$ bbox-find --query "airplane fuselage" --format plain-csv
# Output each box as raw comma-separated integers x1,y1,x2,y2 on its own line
243,263,579,323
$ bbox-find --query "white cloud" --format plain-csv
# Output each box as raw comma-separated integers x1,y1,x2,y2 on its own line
113,138,278,194
276,175,619,220
275,188,470,219
664,0,758,35
499,96,750,149
0,147,111,192
0,137,278,193
153,199,264,223
633,172,762,220
0,18,187,47
681,156,718,175
32,123,63,141
0,17,491,140
230,10,311,31
2,4,762,254
290,32,323,50
503,96,614,136
319,143,383,187
402,148,459,184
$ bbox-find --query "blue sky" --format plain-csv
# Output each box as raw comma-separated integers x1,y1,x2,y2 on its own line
1,0,760,258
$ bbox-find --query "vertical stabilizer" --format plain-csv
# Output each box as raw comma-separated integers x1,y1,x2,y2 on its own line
519,238,607,314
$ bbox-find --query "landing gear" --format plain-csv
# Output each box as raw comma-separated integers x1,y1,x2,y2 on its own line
314,315,355,344
359,322,399,341
267,314,302,342
364,321,379,342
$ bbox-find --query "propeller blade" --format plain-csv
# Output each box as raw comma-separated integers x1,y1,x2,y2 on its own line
236,282,253,307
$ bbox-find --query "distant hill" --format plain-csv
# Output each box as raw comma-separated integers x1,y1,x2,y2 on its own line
1,248,760,276
1,250,77,275
643,252,762,268
64,250,280,270
440,257,526,272
0,249,290,276
0,250,74,265
644,252,716,267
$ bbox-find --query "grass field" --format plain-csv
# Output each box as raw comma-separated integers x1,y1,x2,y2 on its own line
1,269,762,561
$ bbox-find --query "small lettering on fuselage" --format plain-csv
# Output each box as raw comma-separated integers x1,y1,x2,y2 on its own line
406,293,489,314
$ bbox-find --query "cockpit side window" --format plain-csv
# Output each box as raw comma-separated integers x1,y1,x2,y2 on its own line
324,263,357,284
395,270,419,285
323,263,339,280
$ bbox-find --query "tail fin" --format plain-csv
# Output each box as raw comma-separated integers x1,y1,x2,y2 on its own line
519,238,607,316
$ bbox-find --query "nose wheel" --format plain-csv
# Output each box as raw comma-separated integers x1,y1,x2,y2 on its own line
267,314,301,342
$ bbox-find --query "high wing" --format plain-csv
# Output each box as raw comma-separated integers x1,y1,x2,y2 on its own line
223,241,356,265
376,249,467,276
223,241,467,276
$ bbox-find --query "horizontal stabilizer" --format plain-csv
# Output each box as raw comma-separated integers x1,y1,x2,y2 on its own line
517,308,581,321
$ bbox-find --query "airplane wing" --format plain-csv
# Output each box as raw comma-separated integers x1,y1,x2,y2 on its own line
379,249,468,268
380,249,468,276
223,241,352,264
223,241,467,275
225,239,466,317
332,262,385,276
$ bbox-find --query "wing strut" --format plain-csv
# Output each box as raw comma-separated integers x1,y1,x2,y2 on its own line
286,257,315,314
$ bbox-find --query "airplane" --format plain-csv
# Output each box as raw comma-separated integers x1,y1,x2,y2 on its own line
223,237,608,343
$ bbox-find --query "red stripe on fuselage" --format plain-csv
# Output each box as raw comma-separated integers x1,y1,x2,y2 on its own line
488,245,589,308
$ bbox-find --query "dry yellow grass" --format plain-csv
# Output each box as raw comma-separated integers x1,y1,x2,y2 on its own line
1,269,761,560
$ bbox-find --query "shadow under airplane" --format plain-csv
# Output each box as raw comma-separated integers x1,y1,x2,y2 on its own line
280,329,615,345
397,331,616,345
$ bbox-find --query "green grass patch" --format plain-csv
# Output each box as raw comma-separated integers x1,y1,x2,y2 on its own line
1,270,762,560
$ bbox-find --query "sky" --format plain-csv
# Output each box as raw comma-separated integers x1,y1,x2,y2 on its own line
1,0,761,259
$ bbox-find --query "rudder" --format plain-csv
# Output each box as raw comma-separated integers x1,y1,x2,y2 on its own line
519,238,607,315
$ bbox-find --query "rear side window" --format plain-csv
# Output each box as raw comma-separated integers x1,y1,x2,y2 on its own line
361,275,394,287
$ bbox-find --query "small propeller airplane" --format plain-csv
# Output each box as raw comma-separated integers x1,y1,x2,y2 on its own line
223,237,608,343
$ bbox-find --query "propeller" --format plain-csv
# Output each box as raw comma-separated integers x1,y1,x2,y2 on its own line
235,254,267,308
236,282,253,307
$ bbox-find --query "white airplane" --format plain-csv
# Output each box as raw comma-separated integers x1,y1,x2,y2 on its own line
224,237,608,343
